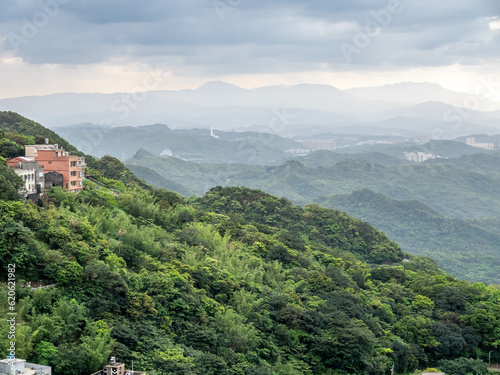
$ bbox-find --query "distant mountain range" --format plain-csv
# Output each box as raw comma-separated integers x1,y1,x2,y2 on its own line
55,123,300,163
126,145,500,220
1,81,500,136
347,82,500,111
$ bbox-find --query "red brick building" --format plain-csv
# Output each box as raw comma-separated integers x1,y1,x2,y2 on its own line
25,145,86,192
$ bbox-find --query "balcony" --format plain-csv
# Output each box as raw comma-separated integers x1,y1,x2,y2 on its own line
78,157,87,168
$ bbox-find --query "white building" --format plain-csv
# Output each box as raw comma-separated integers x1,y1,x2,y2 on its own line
403,151,441,163
302,139,336,151
465,137,495,150
0,358,51,375
285,148,311,155
16,169,37,194
7,157,45,194
160,148,174,157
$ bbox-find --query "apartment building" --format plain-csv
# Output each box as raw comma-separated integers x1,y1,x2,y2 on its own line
6,156,45,195
25,144,86,193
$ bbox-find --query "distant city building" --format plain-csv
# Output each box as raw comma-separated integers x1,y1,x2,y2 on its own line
465,137,495,150
302,139,336,151
160,148,174,157
0,358,51,375
210,127,220,139
413,135,429,144
285,148,312,155
403,151,442,162
354,139,398,146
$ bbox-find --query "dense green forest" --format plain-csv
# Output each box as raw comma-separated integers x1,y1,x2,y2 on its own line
125,148,500,284
324,189,500,283
0,112,79,154
0,113,500,375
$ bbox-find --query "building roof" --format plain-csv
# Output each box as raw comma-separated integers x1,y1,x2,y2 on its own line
7,157,34,163
0,358,25,364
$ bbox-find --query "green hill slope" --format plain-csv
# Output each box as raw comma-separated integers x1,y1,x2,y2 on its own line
337,139,492,159
128,150,500,219
1,113,499,375
426,151,500,173
127,164,195,196
324,189,500,283
0,111,78,153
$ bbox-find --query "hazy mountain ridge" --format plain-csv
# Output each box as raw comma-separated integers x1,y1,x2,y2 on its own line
56,123,300,163
2,82,500,133
126,146,500,219
347,82,500,111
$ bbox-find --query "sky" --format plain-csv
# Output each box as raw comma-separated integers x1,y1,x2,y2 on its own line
0,0,499,99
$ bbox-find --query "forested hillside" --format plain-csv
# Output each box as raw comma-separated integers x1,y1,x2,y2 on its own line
128,149,500,219
325,189,500,283
0,112,78,153
0,113,499,375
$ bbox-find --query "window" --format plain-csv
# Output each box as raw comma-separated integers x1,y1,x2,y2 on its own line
48,161,52,164
70,161,77,167
70,181,77,186
71,171,77,176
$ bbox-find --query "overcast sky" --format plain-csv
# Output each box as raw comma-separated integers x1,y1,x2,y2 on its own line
0,0,499,99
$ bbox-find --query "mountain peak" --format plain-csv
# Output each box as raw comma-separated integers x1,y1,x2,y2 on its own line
196,81,245,92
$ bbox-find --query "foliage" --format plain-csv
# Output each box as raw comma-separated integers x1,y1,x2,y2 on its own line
0,157,24,200
437,357,490,375
0,111,79,153
0,115,497,375
326,189,500,283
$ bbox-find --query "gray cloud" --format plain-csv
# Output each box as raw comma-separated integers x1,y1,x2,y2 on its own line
0,0,499,74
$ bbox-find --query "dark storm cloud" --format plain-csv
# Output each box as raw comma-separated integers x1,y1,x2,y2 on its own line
0,0,498,72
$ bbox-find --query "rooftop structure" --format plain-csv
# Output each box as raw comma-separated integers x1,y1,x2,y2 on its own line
0,358,51,375
90,358,146,375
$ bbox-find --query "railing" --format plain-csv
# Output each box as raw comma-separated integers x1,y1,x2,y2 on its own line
85,177,123,195
29,283,57,291
25,362,52,375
